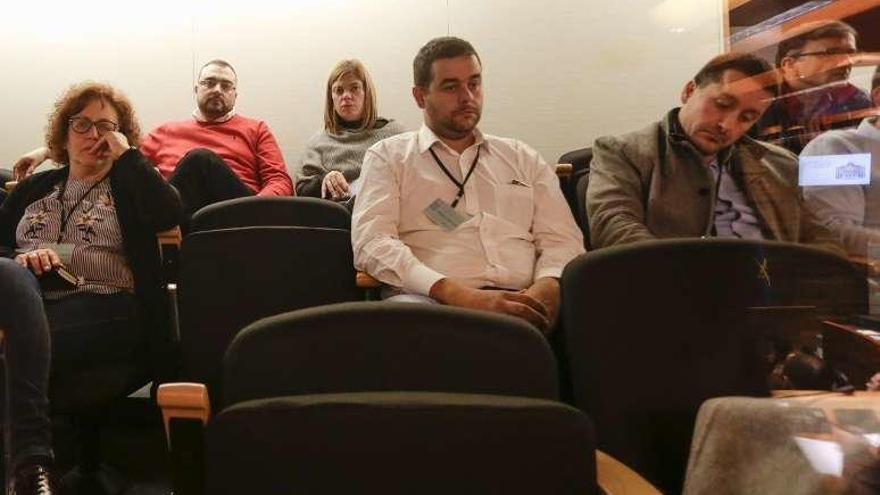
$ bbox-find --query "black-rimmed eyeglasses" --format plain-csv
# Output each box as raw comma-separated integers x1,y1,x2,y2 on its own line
790,48,858,58
68,117,119,134
198,78,236,91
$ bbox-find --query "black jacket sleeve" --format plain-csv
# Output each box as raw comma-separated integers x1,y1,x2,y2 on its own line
111,148,182,232
0,171,56,258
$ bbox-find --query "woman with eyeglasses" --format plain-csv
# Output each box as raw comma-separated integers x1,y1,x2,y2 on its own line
295,59,405,202
0,82,180,494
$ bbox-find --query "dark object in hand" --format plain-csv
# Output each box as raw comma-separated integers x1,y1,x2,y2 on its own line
39,266,79,291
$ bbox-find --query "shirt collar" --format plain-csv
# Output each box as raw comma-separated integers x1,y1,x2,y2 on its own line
192,107,236,124
857,117,880,141
417,123,485,155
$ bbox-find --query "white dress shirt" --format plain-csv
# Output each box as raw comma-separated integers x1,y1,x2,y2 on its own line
802,117,880,256
352,124,585,296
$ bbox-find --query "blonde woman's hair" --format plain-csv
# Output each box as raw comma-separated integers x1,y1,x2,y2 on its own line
324,59,377,134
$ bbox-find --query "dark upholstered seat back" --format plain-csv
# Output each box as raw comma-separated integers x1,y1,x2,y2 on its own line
201,304,584,493
561,238,865,492
0,168,13,186
575,170,591,248
206,392,597,495
558,147,593,176
190,196,351,232
177,226,360,403
221,302,559,407
557,147,592,245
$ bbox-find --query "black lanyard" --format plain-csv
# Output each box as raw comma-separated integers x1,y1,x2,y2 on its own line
428,146,481,208
57,174,108,243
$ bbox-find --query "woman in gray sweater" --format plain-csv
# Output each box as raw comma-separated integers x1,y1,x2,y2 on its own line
296,59,405,200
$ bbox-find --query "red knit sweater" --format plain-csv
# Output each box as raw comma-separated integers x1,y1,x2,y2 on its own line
140,115,293,196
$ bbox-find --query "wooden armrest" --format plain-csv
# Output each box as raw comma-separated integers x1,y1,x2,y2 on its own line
357,271,381,288
157,383,210,447
849,255,880,277
157,226,182,250
157,226,182,287
4,181,17,192
556,163,573,180
596,450,661,495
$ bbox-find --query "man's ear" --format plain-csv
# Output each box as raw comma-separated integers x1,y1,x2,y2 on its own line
779,56,798,78
872,86,880,107
681,80,697,104
412,85,426,109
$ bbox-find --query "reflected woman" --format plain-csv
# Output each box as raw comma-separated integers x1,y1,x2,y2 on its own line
296,59,405,201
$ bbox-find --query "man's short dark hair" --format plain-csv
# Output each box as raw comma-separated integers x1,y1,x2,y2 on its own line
199,59,238,80
413,37,481,88
693,52,779,97
775,20,858,66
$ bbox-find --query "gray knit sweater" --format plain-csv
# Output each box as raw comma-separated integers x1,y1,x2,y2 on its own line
295,118,406,197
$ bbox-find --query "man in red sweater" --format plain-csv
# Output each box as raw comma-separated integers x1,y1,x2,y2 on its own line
13,59,293,218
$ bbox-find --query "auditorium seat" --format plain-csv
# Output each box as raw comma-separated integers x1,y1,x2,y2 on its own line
183,192,379,297
219,301,559,401
189,196,351,232
0,168,13,187
158,302,660,494
560,238,866,493
1,170,15,204
206,392,598,494
556,147,592,247
174,226,360,405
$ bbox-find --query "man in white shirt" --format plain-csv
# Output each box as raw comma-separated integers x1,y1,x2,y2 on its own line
801,66,880,257
352,37,585,332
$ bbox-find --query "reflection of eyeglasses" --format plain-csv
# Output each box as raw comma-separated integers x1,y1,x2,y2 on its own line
68,117,119,134
791,48,858,58
198,78,235,91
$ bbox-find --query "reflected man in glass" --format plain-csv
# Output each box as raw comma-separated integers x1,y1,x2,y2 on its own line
755,20,872,154
801,66,880,258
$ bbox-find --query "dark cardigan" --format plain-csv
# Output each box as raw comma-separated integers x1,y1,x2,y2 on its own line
0,148,183,378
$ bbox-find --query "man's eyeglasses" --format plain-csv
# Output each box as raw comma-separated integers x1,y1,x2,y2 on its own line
198,78,236,91
68,117,119,134
790,48,858,58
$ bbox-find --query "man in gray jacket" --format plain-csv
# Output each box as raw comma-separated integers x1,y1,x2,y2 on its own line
587,52,839,252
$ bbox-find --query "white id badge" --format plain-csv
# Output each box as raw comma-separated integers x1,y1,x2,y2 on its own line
39,243,75,265
424,199,470,232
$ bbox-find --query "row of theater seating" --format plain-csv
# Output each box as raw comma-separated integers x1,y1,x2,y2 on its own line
148,195,868,493
159,302,606,494
2,170,872,493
